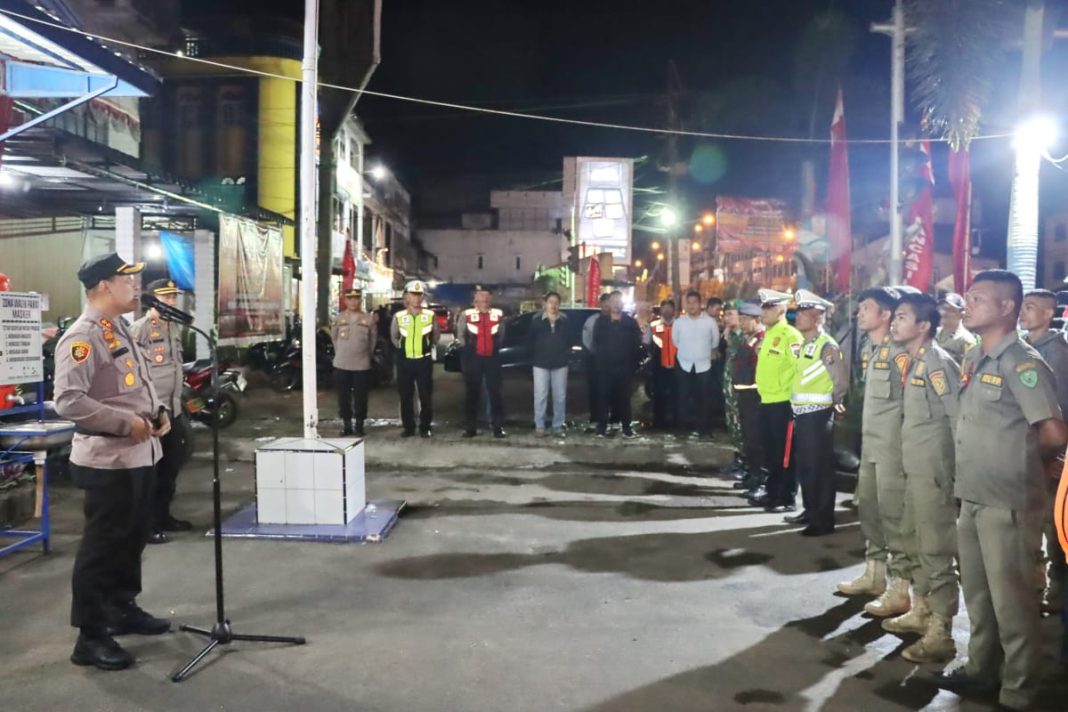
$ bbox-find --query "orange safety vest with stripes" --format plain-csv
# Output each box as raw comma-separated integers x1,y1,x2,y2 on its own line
649,318,677,369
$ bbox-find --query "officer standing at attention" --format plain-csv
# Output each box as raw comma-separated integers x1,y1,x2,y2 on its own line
733,301,766,495
885,293,961,664
748,289,803,512
55,253,172,671
721,301,747,477
390,280,439,437
457,285,507,438
935,292,977,363
787,290,848,536
644,298,679,430
131,279,192,545
1019,288,1068,614
331,288,378,437
934,270,1067,712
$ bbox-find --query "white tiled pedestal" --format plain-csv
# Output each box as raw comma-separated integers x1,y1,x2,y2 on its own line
254,438,366,525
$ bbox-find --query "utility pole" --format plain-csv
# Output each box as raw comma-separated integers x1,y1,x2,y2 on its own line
871,0,906,284
298,0,320,438
666,61,682,298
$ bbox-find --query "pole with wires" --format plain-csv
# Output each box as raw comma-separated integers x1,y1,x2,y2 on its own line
299,0,320,439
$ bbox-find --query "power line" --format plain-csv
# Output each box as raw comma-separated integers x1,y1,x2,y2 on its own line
0,7,1015,146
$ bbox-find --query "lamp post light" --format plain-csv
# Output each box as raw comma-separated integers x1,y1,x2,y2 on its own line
1008,116,1058,290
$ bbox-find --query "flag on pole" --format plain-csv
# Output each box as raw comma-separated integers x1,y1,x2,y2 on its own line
826,89,852,294
340,237,356,310
948,147,972,294
586,256,602,306
903,140,935,291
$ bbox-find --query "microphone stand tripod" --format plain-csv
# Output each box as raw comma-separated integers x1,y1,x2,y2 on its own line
166,317,305,683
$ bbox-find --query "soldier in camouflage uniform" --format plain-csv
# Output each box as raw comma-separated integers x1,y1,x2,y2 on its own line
722,300,747,477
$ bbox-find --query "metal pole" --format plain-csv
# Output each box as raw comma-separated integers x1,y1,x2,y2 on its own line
888,0,905,284
299,0,320,439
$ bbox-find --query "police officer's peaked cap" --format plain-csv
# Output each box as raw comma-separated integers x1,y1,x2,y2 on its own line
404,279,427,294
343,288,363,298
892,284,922,296
147,278,182,296
757,288,792,307
77,252,144,289
739,301,762,317
473,284,490,293
794,289,833,312
938,292,965,310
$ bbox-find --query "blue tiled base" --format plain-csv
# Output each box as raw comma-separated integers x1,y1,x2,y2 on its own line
215,500,405,543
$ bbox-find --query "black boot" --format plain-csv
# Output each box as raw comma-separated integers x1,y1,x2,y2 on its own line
354,421,365,437
71,632,134,671
341,419,354,436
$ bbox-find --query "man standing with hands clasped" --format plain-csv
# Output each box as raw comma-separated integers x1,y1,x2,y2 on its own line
672,290,720,439
55,253,172,671
332,287,377,437
933,270,1067,712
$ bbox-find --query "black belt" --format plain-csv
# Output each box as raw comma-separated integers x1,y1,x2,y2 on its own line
74,427,121,438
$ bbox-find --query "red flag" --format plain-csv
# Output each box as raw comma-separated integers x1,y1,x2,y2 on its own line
903,140,935,291
340,237,356,310
948,147,972,294
586,256,601,306
826,89,852,294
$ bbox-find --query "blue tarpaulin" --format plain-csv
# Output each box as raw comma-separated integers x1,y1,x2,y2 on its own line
160,231,194,291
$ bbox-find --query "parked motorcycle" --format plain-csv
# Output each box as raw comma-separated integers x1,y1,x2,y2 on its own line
183,360,246,429
269,328,335,392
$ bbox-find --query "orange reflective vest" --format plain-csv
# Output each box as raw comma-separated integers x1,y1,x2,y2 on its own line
1057,461,1068,564
649,318,677,368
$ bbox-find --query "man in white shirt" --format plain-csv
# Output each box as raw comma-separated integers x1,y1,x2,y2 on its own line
672,290,720,437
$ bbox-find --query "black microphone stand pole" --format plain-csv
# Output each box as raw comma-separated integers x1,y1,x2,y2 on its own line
167,318,305,683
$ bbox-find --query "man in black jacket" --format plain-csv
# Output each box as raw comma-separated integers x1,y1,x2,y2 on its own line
528,291,571,436
593,291,642,438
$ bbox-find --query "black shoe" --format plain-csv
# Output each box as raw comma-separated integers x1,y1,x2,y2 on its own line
800,525,834,537
783,512,809,525
106,603,171,636
341,421,354,436
621,427,637,439
463,429,477,438
161,515,193,532
146,531,169,545
493,428,506,439
71,633,134,671
354,424,365,437
420,429,432,438
766,503,796,514
746,486,768,503
401,429,415,438
595,429,607,438
931,668,999,697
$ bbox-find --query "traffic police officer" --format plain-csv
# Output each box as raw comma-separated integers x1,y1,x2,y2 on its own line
1020,288,1068,612
885,292,961,663
55,253,172,671
749,289,803,512
934,270,1068,711
644,298,679,430
936,292,977,363
131,279,191,544
457,285,507,438
390,280,439,437
788,290,848,536
332,288,377,437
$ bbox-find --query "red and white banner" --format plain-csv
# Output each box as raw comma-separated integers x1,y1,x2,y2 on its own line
903,140,935,291
586,256,602,306
948,147,972,294
340,238,356,310
826,89,852,294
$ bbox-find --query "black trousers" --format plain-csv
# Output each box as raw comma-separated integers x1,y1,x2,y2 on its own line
336,368,370,424
794,408,836,531
675,365,710,433
70,464,156,634
760,401,796,505
396,357,433,432
154,414,190,527
652,364,678,429
585,353,599,421
707,359,725,427
596,367,632,430
737,390,764,473
463,355,503,430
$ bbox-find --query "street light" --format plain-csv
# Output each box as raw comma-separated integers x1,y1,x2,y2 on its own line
369,164,387,181
634,259,643,268
1007,116,1058,289
657,253,665,261
702,213,715,226
691,241,701,252
693,224,704,233
1013,116,1058,153
651,240,661,251
783,227,796,241
660,207,677,228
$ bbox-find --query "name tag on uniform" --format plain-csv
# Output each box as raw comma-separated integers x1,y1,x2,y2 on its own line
980,374,1002,387
910,377,925,387
873,362,890,370
804,343,818,358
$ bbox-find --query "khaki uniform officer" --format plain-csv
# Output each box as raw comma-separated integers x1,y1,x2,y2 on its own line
884,293,961,664
935,271,1068,711
936,292,978,363
131,279,191,544
332,288,377,437
54,253,172,672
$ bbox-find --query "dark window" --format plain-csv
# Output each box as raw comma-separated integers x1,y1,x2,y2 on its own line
477,255,484,269
1055,261,1066,280
515,256,521,270
1056,224,1067,242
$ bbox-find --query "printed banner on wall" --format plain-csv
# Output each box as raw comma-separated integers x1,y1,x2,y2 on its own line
217,215,285,345
715,197,790,254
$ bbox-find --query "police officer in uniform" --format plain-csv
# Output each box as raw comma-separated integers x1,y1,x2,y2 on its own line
885,293,961,663
749,289,803,512
788,290,848,536
131,279,192,545
936,292,977,363
1020,288,1068,612
733,301,766,493
390,280,439,437
457,285,507,438
332,288,377,437
55,253,172,671
643,298,678,430
934,270,1068,711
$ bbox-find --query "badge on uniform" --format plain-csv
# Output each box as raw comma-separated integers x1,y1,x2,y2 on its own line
124,372,136,387
70,341,91,364
1018,366,1038,388
879,347,889,360
155,354,164,363
915,361,926,377
99,318,114,330
103,330,114,341
930,370,948,396
790,343,801,357
803,342,817,358
894,353,910,374
772,336,781,347
980,374,1003,387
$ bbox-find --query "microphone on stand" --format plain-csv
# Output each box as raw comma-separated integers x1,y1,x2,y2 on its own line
141,293,195,326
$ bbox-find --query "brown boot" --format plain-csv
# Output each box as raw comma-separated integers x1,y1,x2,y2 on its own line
864,577,911,618
882,595,930,634
837,559,887,597
901,613,955,664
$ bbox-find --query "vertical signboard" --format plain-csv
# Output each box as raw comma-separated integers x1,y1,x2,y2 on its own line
217,216,286,345
569,157,633,263
0,292,43,384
